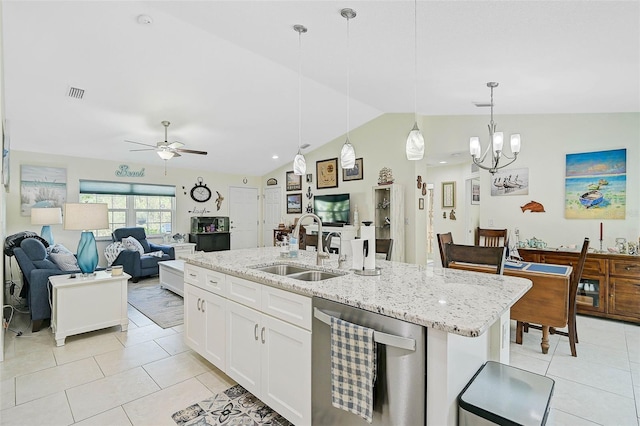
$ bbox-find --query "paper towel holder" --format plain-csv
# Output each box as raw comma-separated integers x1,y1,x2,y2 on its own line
354,267,381,276
362,221,373,226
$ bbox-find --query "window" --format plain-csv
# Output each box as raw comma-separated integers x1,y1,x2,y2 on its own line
79,180,175,238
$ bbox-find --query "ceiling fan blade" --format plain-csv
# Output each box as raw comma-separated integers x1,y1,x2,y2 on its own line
125,140,157,148
173,152,182,157
168,141,185,149
129,148,157,152
176,148,208,156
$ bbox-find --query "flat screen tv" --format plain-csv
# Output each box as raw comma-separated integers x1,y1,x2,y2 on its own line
314,194,350,226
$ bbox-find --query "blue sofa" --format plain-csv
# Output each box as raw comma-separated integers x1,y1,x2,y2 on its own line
13,238,81,332
110,227,175,282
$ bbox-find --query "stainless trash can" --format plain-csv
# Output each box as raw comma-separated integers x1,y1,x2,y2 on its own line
458,361,554,426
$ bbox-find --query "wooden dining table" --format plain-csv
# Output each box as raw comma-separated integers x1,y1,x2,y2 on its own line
449,260,572,354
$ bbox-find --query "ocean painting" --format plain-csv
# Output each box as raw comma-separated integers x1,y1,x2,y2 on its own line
565,149,626,219
20,165,67,216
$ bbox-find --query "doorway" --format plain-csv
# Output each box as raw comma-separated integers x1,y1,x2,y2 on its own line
229,186,259,249
263,186,281,246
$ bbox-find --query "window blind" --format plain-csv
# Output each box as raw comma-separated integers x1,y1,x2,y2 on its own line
79,180,175,197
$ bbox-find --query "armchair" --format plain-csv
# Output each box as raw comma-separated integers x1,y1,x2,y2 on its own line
110,227,175,282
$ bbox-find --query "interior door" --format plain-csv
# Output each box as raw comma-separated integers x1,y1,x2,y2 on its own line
229,186,259,249
263,187,282,247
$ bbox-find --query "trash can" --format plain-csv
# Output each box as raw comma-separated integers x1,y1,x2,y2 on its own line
458,361,554,426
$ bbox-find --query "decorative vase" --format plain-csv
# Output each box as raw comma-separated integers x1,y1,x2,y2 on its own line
76,231,98,275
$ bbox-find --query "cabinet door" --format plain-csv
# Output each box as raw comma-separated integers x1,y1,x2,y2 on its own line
609,277,640,319
261,314,311,426
226,300,261,394
203,292,226,371
576,273,607,315
184,284,207,353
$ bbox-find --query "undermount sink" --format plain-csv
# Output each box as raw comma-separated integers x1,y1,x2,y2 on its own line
251,263,345,281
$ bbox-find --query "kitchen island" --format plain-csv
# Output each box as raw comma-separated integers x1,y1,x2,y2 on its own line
184,247,532,425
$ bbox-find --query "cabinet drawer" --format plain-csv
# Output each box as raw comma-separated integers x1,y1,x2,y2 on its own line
227,276,261,310
261,286,312,330
204,269,226,296
184,264,204,286
610,259,640,279
540,254,605,275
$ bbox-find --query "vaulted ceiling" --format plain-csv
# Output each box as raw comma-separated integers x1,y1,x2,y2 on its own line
2,1,638,176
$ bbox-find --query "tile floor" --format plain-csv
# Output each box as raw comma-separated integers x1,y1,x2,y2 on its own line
1,298,639,425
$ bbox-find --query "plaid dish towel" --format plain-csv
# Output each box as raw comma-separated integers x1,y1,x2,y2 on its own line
330,315,377,423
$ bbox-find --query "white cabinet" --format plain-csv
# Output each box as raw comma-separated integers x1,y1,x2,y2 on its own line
373,183,405,262
184,263,311,425
169,242,196,258
184,283,226,370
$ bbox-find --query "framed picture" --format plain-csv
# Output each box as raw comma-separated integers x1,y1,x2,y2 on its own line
316,158,338,189
286,193,302,214
442,181,455,208
306,174,313,183
266,177,278,186
342,157,363,181
471,179,480,205
20,165,67,216
490,167,529,197
286,171,302,191
418,197,424,210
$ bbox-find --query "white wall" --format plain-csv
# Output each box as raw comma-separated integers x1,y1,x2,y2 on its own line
424,113,639,262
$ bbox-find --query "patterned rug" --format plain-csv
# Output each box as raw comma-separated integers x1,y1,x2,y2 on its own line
127,278,184,328
172,384,293,426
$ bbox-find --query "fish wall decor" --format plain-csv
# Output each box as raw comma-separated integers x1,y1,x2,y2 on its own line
521,201,545,213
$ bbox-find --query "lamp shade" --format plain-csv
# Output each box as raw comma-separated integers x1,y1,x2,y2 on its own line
30,207,62,225
492,132,504,153
406,122,425,160
340,138,356,169
293,152,307,175
63,203,109,231
469,137,481,158
510,134,521,153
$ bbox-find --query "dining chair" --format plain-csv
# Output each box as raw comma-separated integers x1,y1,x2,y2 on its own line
375,238,394,261
475,227,508,247
437,232,453,267
520,237,589,357
443,243,506,275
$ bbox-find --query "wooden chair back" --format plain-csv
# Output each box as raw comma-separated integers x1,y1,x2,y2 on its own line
475,227,508,247
564,237,590,355
375,239,394,261
443,243,506,275
302,233,317,250
437,232,453,267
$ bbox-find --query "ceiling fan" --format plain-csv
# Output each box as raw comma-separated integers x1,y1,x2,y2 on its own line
125,121,208,161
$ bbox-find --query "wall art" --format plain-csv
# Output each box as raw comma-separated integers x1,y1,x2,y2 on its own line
565,148,626,219
316,158,338,189
286,171,302,191
471,179,480,205
20,165,67,216
2,119,10,188
342,157,363,181
286,193,302,214
442,181,455,208
490,167,529,196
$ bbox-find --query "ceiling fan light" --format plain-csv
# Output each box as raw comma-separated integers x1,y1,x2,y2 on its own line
340,138,356,169
406,122,424,160
293,152,306,175
157,150,175,160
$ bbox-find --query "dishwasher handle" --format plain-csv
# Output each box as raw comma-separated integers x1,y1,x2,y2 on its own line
313,307,416,352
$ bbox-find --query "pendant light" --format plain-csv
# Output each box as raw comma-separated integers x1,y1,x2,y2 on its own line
340,8,356,170
292,24,308,175
406,0,424,160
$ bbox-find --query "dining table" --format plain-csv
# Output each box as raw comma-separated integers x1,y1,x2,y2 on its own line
449,260,572,354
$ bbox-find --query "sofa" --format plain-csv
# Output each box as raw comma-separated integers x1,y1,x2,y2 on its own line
110,227,175,282
13,238,83,332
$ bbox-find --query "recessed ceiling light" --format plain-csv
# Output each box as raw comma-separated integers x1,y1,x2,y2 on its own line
272,155,279,160
137,15,153,25
439,161,447,164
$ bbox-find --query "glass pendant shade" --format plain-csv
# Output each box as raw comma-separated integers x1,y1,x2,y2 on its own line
406,122,425,160
340,138,356,169
157,150,175,160
469,137,481,158
76,231,99,275
492,132,504,153
510,134,521,153
293,152,306,175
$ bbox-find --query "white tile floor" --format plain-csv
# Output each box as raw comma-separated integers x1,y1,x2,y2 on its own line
1,301,639,425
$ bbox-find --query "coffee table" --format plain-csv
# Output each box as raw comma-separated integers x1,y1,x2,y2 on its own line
159,259,185,296
49,270,130,346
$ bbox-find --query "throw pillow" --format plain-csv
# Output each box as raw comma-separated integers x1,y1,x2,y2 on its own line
47,244,73,255
49,252,80,271
145,250,165,258
122,236,144,255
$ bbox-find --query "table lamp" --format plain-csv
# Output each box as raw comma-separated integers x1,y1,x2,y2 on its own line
30,207,63,245
63,203,109,275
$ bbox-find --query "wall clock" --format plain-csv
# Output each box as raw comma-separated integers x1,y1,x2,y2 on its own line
190,177,212,203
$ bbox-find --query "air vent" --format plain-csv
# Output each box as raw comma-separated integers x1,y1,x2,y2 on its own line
473,102,492,108
67,87,85,99
300,143,311,149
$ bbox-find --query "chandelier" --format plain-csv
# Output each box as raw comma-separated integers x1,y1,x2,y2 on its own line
469,82,521,174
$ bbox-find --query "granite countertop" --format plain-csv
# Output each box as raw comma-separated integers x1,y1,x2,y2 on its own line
185,247,532,338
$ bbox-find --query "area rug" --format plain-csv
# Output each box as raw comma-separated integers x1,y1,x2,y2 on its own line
172,384,293,426
127,278,184,328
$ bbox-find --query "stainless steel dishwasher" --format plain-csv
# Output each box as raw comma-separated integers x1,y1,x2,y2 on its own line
312,297,426,425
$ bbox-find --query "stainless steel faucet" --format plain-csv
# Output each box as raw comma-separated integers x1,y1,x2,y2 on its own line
292,213,330,266
325,231,347,268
